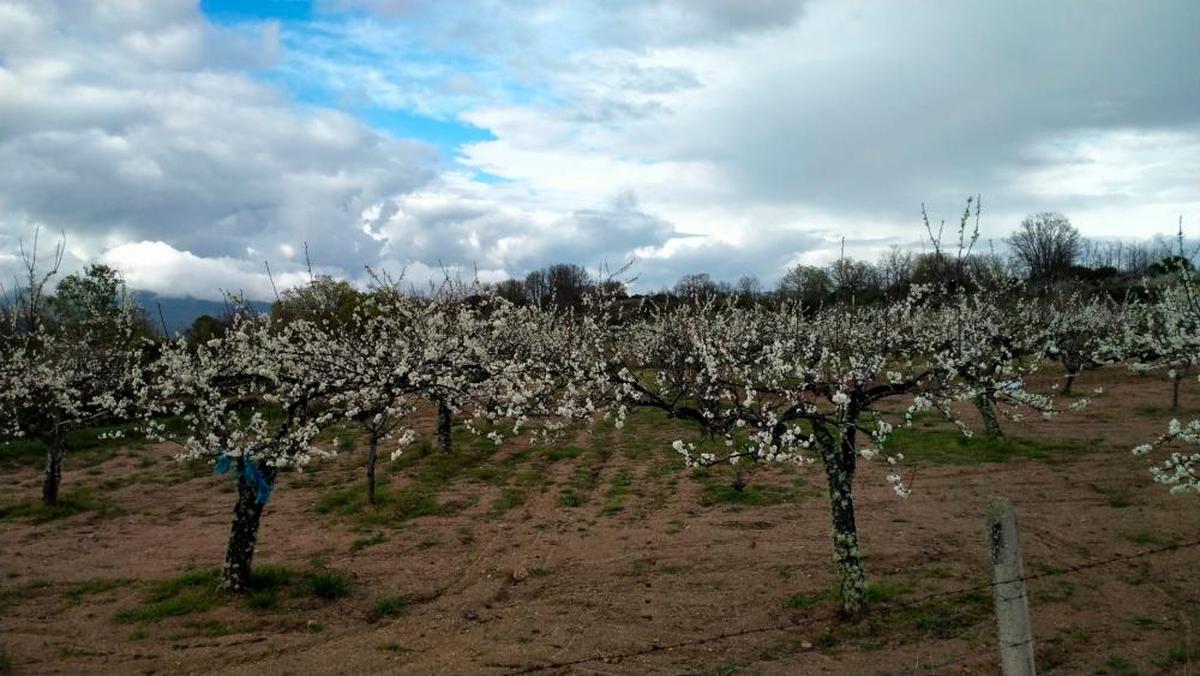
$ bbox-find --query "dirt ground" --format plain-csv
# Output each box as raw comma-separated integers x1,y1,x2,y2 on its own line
1,367,1197,674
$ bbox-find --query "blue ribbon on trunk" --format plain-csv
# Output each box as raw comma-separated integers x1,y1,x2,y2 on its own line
214,453,274,505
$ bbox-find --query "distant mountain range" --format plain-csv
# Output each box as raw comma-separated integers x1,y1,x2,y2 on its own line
132,291,272,335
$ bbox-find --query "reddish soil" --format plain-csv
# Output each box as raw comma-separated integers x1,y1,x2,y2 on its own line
1,367,1197,674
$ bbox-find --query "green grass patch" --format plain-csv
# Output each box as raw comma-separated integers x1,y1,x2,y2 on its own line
491,486,527,514
1124,530,1176,547
115,569,222,623
786,590,831,610
63,578,129,605
1154,643,1199,668
0,488,114,523
299,571,352,600
887,428,1089,465
1100,654,1138,675
368,596,409,622
316,483,441,526
697,480,796,507
349,532,386,553
545,446,582,461
600,469,633,515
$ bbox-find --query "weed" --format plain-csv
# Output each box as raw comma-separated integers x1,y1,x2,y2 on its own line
115,569,222,623
491,487,527,514
456,526,475,545
786,590,830,610
1101,655,1137,676
246,590,280,610
368,596,408,622
1128,616,1161,629
63,578,129,605
349,532,386,553
1154,643,1199,668
300,571,352,601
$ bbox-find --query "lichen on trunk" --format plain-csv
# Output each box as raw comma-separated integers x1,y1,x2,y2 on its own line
221,458,275,592
366,433,379,504
974,392,1004,439
41,426,66,506
816,421,867,617
436,398,453,453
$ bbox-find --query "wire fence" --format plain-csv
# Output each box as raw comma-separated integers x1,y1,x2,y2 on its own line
506,537,1200,674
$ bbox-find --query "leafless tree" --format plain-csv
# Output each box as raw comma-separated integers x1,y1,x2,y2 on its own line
1008,212,1082,282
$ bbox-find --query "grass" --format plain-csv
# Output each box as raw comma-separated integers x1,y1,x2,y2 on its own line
491,486,527,514
696,477,799,507
786,590,830,610
1124,530,1176,547
114,564,348,623
316,483,442,525
0,488,114,523
887,428,1089,465
0,580,50,611
63,578,129,605
601,469,632,515
299,571,352,600
349,532,386,553
1154,643,1199,668
114,569,222,623
0,423,147,471
320,441,506,526
368,596,409,622
1101,655,1138,676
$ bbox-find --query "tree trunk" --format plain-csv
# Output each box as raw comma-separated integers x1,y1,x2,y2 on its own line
818,424,867,617
366,434,379,505
41,427,66,506
1062,373,1075,396
974,393,1004,439
221,459,273,592
1172,373,1183,414
436,399,453,453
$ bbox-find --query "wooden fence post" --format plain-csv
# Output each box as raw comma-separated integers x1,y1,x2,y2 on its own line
986,498,1036,676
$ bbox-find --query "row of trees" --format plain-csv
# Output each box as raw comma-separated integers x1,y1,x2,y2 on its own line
460,213,1185,311
0,225,1194,619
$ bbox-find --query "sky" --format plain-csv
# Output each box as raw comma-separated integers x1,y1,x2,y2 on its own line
0,0,1198,300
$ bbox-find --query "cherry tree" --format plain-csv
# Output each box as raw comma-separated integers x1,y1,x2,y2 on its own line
309,277,556,503
0,245,149,506
1042,293,1129,397
1126,240,1200,494
145,310,339,590
577,287,1069,616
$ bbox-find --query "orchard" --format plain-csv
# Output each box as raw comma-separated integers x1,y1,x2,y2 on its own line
0,228,1196,673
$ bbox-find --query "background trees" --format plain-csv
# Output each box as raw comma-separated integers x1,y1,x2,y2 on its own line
1008,212,1083,283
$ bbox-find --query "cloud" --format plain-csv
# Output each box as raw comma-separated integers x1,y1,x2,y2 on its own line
0,0,438,297
2,0,1197,300
364,183,677,278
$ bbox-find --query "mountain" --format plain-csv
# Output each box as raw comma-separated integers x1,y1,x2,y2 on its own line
132,291,272,335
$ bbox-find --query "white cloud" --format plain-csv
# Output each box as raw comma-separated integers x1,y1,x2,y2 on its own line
102,241,311,302
2,0,1198,298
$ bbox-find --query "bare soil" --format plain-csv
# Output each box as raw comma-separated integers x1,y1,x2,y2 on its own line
1,367,1197,674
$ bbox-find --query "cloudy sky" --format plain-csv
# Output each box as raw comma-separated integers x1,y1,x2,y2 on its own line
1,0,1198,300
